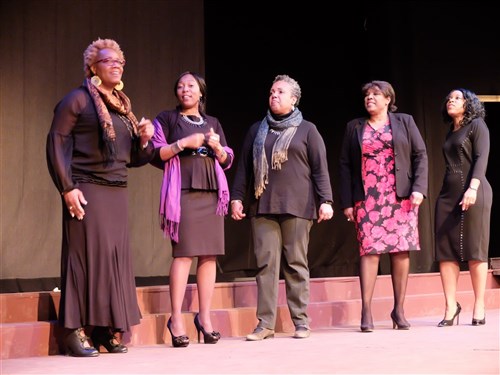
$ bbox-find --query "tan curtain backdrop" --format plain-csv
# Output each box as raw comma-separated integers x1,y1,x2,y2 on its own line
0,0,205,284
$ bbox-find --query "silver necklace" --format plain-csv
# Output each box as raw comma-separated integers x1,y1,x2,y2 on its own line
269,128,282,135
181,114,206,127
117,114,134,137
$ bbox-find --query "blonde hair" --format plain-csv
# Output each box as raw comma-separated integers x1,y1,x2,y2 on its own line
83,38,125,78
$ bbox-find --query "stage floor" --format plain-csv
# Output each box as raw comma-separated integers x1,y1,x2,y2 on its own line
2,309,499,375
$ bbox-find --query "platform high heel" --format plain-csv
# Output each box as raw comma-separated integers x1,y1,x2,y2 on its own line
90,326,128,353
390,310,410,330
167,317,189,347
437,302,461,327
194,313,220,344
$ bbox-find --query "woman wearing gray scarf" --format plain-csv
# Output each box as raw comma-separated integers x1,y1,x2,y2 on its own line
231,75,334,340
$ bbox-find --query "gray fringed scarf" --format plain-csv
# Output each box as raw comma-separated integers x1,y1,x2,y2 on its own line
252,108,303,199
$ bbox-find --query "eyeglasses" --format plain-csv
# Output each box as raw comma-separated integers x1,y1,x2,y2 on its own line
95,58,126,67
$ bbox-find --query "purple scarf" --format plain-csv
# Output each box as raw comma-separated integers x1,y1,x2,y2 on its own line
151,119,233,242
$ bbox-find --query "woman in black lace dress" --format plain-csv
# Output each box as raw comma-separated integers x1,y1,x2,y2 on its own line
435,88,492,327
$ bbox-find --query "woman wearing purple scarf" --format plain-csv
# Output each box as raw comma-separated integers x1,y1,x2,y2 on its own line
150,71,233,347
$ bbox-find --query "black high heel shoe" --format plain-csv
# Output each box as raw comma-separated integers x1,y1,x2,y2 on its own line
91,326,128,353
360,324,374,332
64,328,99,357
194,313,220,344
472,316,486,326
390,310,410,330
360,311,374,333
167,317,189,347
437,302,461,327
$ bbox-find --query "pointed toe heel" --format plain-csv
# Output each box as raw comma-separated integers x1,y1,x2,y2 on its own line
360,324,374,332
390,311,410,330
437,302,461,327
360,311,374,332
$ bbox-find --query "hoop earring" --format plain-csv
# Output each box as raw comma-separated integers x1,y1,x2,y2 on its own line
115,81,124,91
90,75,102,87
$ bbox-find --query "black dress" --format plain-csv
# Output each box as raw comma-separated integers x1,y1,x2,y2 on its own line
435,118,492,262
46,87,153,331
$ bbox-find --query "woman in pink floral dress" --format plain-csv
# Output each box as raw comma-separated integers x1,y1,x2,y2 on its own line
339,81,428,332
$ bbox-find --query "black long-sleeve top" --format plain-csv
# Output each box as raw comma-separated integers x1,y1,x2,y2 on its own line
149,109,232,190
46,87,154,194
231,118,333,220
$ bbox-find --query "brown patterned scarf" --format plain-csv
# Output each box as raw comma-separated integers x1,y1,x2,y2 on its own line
84,78,139,159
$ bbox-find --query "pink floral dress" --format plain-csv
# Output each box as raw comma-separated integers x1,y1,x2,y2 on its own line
354,123,420,256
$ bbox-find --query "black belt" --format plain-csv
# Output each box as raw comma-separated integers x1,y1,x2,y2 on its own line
180,146,214,158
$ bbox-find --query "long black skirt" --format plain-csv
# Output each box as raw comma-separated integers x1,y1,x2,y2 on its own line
58,183,141,332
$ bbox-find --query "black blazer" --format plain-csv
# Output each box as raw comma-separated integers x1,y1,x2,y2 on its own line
338,112,428,209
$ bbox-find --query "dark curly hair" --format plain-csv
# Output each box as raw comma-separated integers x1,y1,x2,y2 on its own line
441,88,485,128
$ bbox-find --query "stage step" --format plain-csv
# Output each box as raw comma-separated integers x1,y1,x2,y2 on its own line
1,271,499,359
